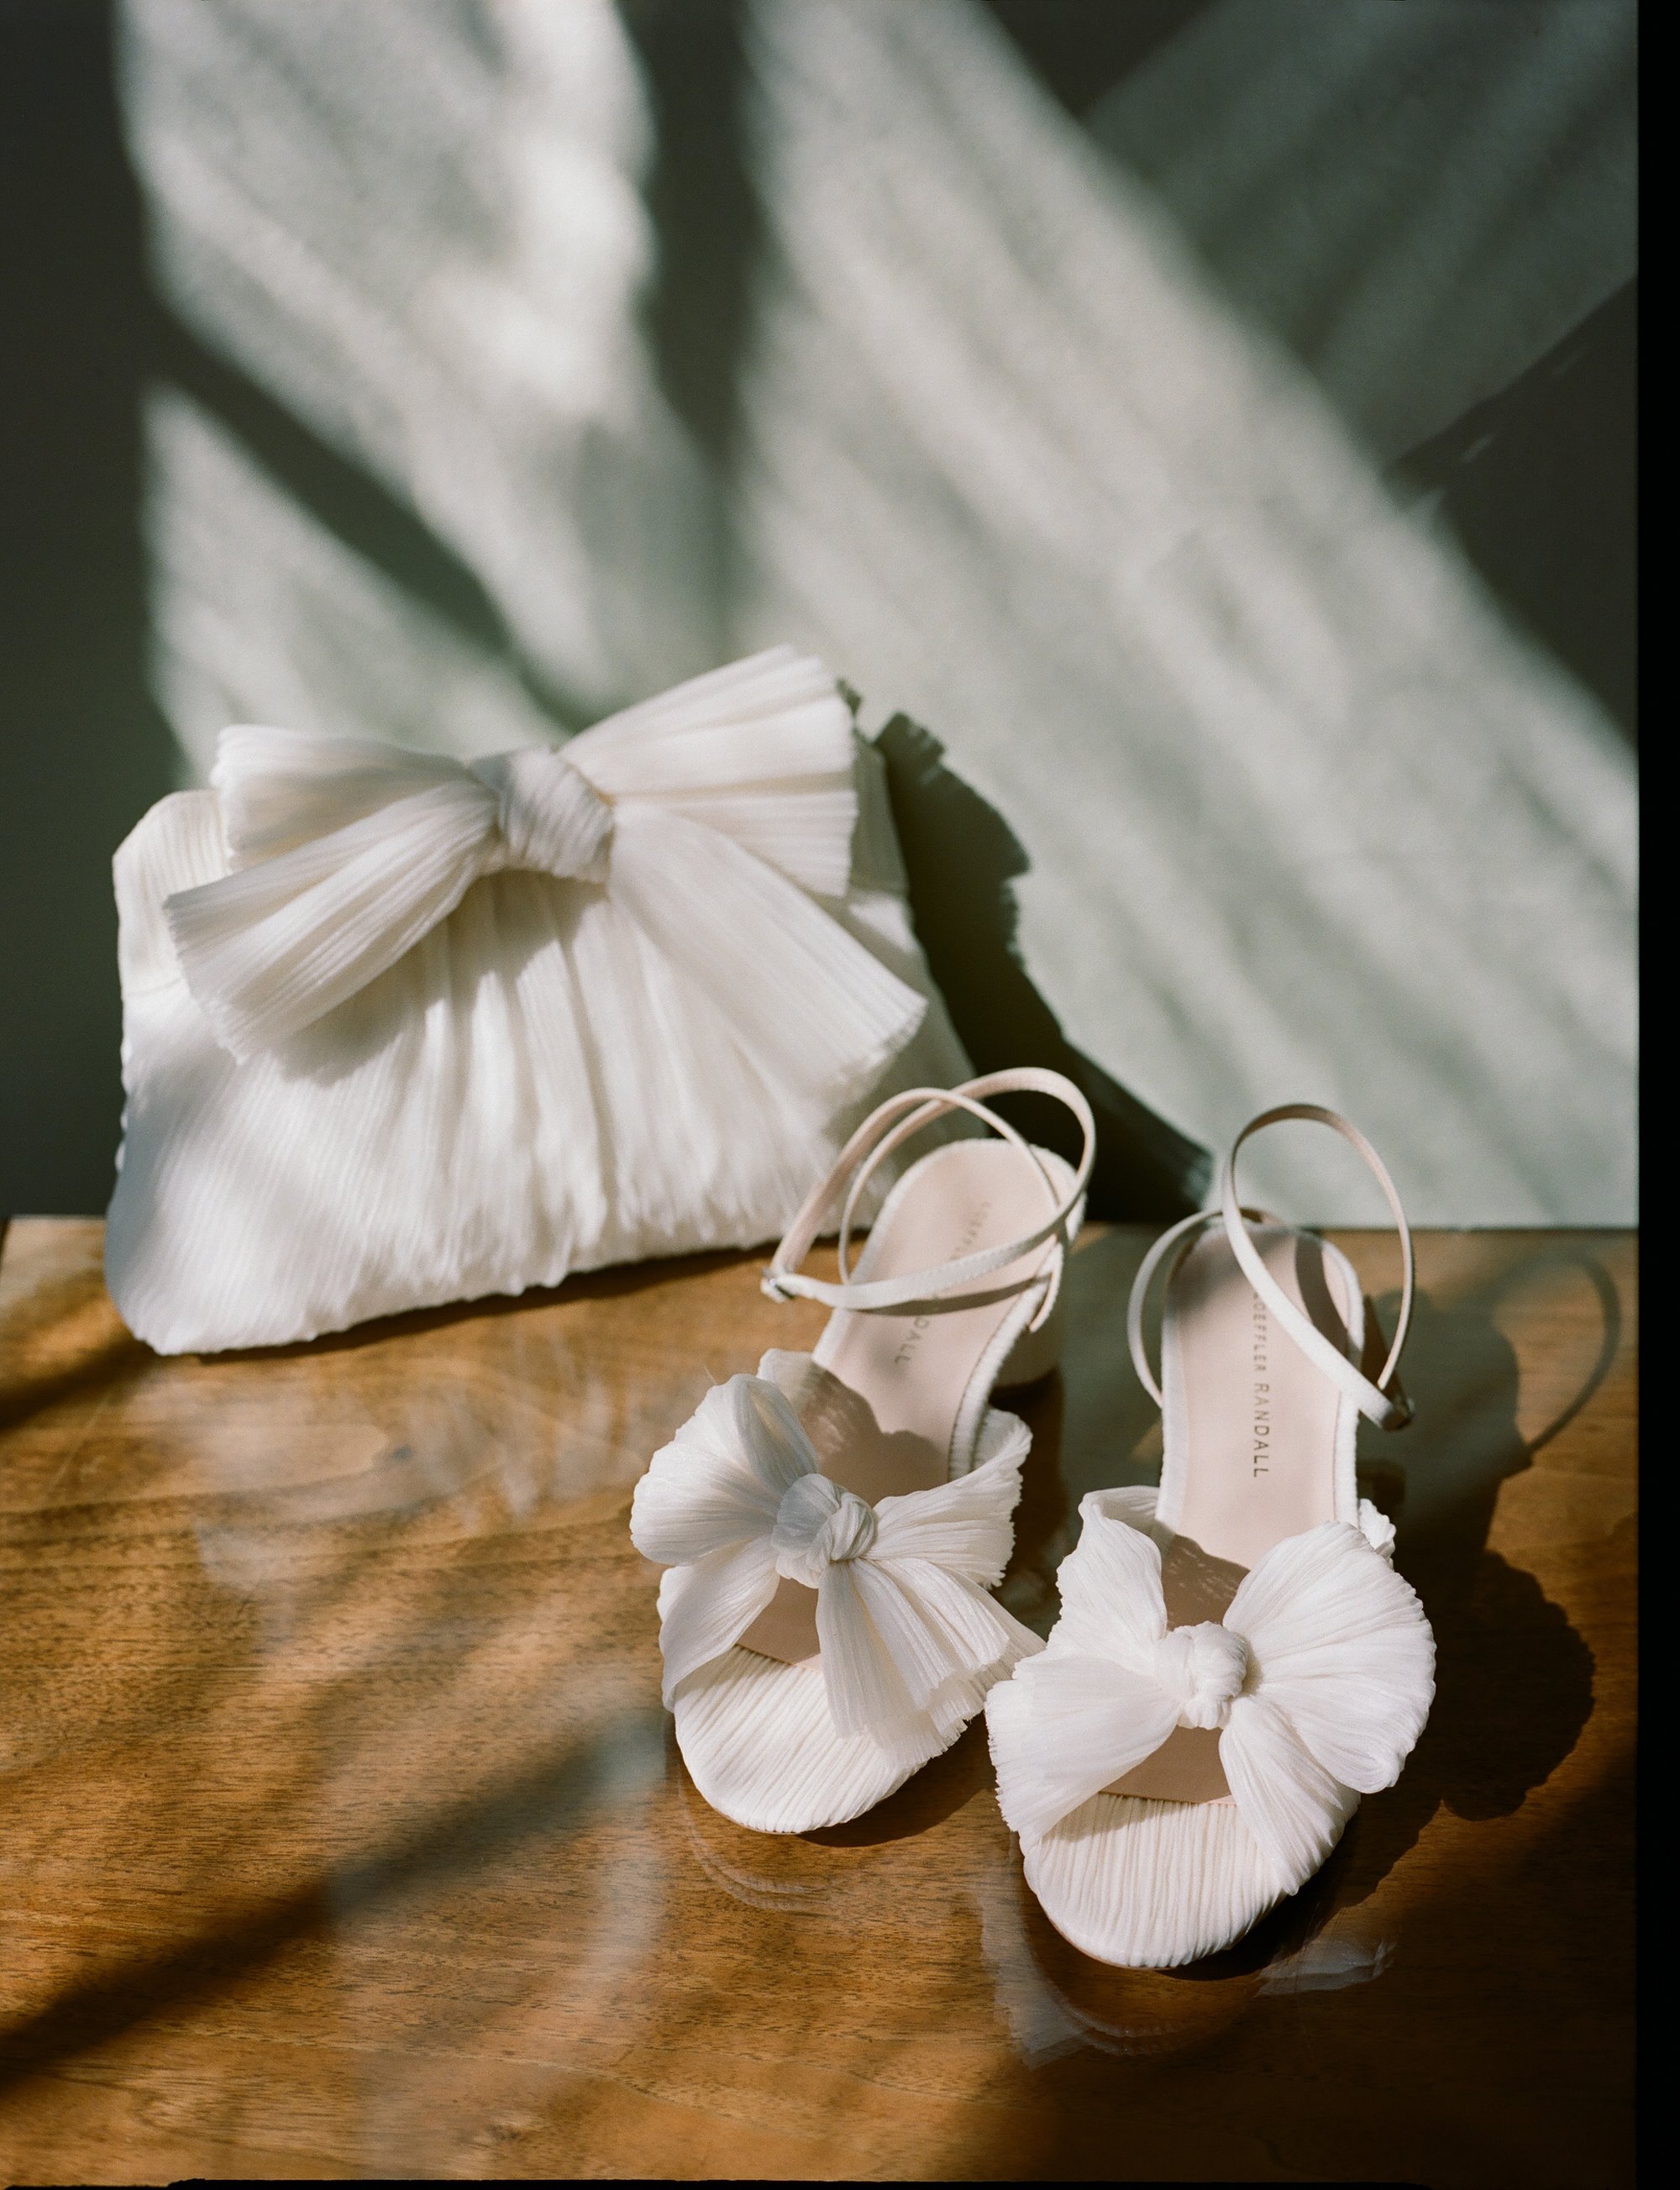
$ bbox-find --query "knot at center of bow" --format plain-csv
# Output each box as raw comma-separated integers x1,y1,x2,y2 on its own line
771,1473,877,1587
1152,1621,1251,1730
472,748,613,884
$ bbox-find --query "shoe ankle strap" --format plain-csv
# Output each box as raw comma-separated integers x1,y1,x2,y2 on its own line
1126,1104,1415,1434
761,1068,1095,1330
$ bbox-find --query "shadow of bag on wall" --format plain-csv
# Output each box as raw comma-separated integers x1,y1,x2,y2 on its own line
876,712,1209,1221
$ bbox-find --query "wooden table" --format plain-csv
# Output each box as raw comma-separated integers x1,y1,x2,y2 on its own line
0,1220,1635,2185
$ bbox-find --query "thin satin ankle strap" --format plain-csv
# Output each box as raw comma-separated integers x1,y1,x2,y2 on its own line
762,1068,1095,1332
1126,1104,1415,1433
1125,1204,1278,1409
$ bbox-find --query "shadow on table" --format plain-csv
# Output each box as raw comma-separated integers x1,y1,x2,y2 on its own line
0,1699,664,2098
969,1232,1616,2063
0,1219,158,1435
1314,1245,1614,1904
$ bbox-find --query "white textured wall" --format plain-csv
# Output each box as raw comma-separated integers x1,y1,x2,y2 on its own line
121,0,1636,1224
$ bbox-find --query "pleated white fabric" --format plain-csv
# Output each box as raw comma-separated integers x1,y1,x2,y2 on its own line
985,1487,1433,1967
106,648,968,1352
633,1357,1041,1833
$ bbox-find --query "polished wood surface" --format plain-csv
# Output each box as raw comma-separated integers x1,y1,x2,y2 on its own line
0,1220,1635,2184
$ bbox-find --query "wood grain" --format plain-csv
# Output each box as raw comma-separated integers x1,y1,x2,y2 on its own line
0,1220,1635,2184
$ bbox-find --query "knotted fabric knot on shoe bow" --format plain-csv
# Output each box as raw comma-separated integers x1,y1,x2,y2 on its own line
771,1473,878,1586
1152,1621,1251,1730
472,748,613,884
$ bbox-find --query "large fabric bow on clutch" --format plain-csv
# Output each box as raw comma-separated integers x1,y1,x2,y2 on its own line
107,648,967,1352
986,1489,1435,1892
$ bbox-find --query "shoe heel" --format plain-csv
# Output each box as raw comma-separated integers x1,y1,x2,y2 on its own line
995,1284,1065,1391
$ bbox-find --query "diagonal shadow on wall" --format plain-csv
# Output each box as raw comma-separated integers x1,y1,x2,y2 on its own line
148,302,598,739
620,0,1209,1221
1391,281,1637,743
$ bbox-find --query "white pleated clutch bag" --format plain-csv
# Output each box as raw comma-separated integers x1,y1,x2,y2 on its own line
106,647,969,1353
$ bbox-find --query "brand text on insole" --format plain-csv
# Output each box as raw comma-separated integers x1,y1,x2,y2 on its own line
1252,1290,1272,1477
891,1201,995,1368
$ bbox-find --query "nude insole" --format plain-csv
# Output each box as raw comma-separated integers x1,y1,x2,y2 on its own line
739,1139,1062,1666
1105,1221,1357,1804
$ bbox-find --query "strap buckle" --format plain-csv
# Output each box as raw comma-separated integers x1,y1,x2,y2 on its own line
1380,1385,1415,1432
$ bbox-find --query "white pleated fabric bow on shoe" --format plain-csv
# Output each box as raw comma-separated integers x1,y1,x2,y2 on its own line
106,648,967,1353
988,1487,1433,1875
985,1486,1434,1968
633,1369,1042,1771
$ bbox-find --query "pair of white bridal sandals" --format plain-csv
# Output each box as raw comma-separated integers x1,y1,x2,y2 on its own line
630,1069,1095,1834
985,1105,1436,1967
630,1090,1432,1967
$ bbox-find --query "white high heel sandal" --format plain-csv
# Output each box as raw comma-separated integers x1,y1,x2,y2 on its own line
985,1104,1435,1967
629,1069,1094,1834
